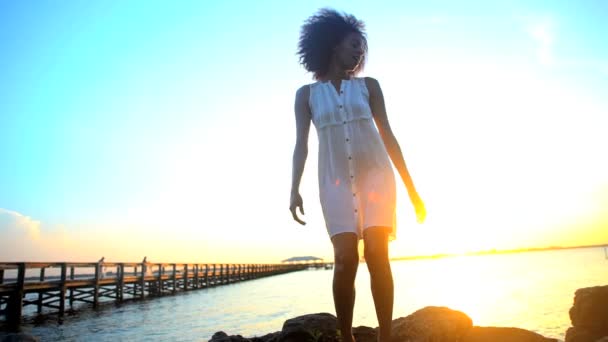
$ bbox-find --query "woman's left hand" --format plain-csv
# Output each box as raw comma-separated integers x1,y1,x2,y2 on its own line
409,192,426,224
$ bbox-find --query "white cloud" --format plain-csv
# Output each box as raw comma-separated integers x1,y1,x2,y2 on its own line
0,209,75,261
0,209,45,260
0,208,282,263
0,208,41,240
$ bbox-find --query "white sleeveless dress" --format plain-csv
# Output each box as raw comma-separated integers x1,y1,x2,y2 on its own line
308,77,396,240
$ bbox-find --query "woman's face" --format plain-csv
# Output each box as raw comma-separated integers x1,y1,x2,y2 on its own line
333,32,365,72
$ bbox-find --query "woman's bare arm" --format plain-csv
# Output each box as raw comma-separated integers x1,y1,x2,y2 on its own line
365,77,426,222
290,85,312,225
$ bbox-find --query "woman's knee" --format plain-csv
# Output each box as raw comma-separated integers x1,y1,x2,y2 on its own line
364,243,388,264
331,232,359,271
363,227,390,265
334,248,359,270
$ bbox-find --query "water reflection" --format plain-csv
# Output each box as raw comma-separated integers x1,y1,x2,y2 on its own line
8,247,606,341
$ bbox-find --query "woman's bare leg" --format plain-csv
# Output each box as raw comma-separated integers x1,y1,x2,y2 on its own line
363,227,393,342
331,232,359,342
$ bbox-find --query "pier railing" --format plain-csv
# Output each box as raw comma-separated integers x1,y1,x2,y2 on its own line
0,261,314,329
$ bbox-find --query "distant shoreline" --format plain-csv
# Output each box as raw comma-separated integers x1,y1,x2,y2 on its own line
391,243,608,261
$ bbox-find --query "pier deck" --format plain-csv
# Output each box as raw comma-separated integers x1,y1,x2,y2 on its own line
0,261,330,330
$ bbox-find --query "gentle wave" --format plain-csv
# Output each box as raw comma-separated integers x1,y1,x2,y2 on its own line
5,247,607,341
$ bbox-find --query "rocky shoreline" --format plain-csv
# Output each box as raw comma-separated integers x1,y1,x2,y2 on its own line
209,285,608,342
2,285,606,342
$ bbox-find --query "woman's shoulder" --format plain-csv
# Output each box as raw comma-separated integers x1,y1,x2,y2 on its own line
356,76,380,86
357,77,382,95
295,81,320,99
295,83,310,94
294,82,317,110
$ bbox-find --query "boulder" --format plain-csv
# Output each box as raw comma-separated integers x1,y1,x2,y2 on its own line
209,331,250,342
352,326,377,342
279,313,338,342
209,331,281,342
566,285,608,342
565,327,606,342
251,332,281,342
391,306,473,341
569,286,608,331
462,326,558,342
0,334,40,342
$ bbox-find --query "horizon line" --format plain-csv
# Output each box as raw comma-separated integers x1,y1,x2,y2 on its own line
390,242,608,261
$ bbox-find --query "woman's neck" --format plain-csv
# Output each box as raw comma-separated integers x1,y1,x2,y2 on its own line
322,64,352,82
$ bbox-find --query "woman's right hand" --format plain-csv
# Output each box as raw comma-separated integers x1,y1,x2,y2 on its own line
289,192,306,225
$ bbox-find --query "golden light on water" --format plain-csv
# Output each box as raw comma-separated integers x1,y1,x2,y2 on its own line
417,256,512,324
385,248,605,336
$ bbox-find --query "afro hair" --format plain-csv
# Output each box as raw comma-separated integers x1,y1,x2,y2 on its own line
297,8,368,80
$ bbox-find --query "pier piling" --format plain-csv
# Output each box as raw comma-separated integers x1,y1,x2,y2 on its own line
0,260,331,330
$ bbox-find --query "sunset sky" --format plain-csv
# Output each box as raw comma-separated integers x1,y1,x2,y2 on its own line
1,0,607,263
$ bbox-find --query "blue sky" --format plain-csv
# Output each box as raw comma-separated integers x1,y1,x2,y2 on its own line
1,0,607,262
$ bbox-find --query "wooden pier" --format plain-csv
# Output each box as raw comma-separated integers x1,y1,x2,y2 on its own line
0,261,309,330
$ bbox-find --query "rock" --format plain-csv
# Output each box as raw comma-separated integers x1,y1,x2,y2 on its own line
279,313,338,342
570,286,608,331
0,334,40,342
391,306,473,341
211,332,229,340
251,332,281,342
352,326,377,342
566,285,608,342
565,327,606,342
462,326,558,342
209,331,250,342
209,331,281,342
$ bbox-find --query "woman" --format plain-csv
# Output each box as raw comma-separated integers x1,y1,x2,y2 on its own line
289,8,426,342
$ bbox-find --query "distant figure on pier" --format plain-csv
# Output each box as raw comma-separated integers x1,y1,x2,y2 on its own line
143,257,153,276
290,8,426,342
98,256,107,279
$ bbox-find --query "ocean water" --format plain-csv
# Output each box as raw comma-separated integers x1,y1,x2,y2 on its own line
5,247,608,341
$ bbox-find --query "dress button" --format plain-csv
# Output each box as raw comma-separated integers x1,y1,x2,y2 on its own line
352,193,356,197
339,105,343,108
354,209,358,213
348,156,352,160
346,138,350,142
350,175,354,179
343,121,346,124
